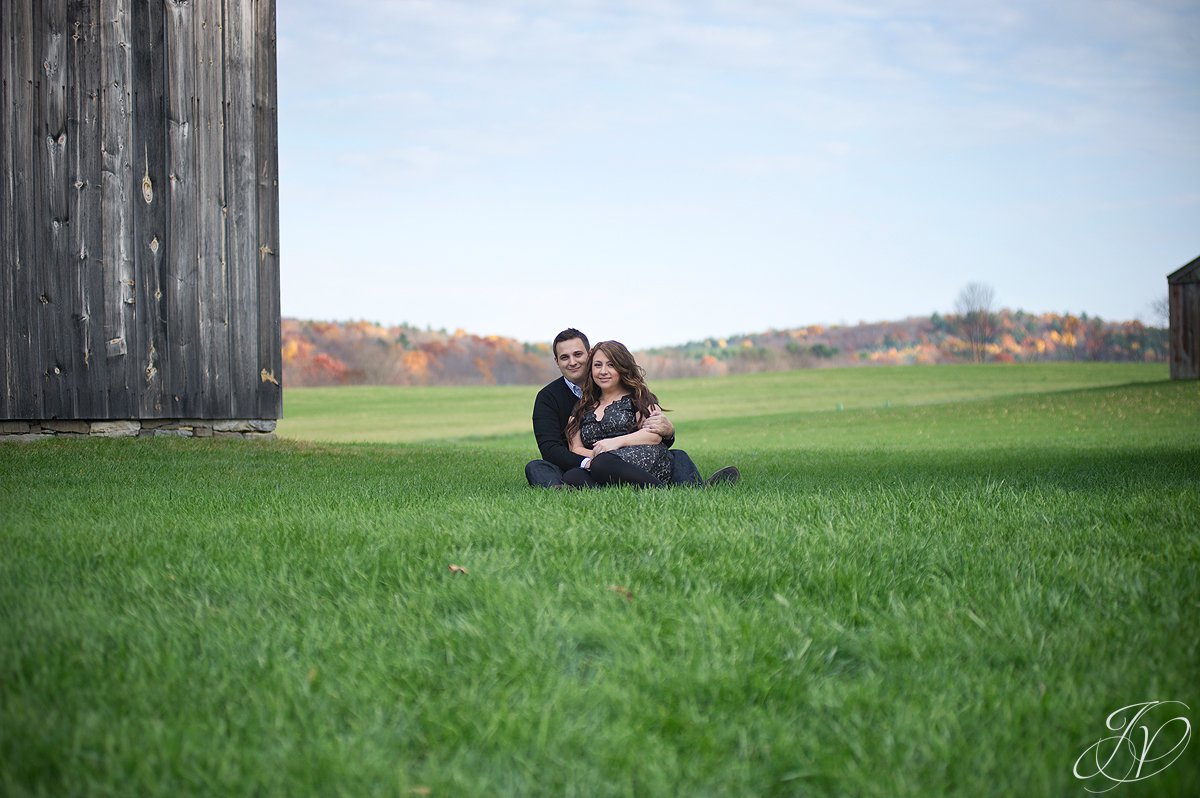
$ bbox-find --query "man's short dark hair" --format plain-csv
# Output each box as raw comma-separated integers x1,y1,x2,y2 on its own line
552,328,589,357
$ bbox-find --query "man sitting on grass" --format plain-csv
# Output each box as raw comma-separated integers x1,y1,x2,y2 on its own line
524,327,740,489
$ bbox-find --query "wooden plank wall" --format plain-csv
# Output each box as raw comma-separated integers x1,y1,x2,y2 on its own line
1169,282,1199,380
1,0,281,420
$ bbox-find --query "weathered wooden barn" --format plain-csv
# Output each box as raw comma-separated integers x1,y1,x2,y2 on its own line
1168,254,1200,380
2,0,280,439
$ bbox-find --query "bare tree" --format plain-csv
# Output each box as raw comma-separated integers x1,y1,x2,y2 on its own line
955,282,996,363
1149,295,1170,329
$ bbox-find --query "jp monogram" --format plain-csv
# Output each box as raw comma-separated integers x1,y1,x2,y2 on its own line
1073,701,1191,793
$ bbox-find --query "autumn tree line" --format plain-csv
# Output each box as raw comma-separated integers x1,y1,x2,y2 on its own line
281,320,556,387
282,308,1168,387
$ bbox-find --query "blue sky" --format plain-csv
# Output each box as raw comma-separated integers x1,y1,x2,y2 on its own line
277,0,1199,349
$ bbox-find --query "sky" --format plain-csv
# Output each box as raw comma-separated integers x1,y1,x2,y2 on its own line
276,0,1200,350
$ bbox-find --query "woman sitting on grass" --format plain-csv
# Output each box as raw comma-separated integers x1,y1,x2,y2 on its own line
562,341,673,488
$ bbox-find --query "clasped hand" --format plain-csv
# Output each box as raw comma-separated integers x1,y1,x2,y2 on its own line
639,407,673,438
591,438,620,455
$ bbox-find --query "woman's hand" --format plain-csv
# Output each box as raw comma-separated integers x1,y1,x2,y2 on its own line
591,438,621,455
593,425,660,453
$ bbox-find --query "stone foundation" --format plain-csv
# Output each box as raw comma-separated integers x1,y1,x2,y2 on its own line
0,419,276,441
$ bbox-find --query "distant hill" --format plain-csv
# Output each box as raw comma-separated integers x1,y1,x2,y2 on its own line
281,312,1167,387
281,319,556,387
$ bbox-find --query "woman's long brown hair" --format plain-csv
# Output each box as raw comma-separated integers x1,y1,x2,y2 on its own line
566,340,662,440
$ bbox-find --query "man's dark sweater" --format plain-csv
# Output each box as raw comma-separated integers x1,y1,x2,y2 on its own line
532,378,585,472
532,377,674,473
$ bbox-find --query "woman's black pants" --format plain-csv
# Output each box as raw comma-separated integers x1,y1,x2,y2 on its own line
563,452,664,488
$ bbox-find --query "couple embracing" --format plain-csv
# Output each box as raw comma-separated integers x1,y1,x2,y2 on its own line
525,328,739,489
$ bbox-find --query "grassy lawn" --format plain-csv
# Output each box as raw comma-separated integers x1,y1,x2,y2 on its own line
1,363,1197,796
276,361,1167,443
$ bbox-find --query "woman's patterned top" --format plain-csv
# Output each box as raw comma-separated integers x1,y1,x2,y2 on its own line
580,395,671,483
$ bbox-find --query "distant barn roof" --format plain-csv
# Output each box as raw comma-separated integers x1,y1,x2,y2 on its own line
1167,254,1200,284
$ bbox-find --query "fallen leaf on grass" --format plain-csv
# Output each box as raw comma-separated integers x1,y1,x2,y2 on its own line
608,585,634,601
448,564,469,575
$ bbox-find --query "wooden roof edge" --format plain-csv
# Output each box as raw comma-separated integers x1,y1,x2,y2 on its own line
1167,253,1200,283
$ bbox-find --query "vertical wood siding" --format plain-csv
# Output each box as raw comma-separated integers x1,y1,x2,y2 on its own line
1169,282,1199,380
2,0,281,420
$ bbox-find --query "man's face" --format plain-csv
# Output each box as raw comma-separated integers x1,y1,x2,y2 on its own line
554,338,588,384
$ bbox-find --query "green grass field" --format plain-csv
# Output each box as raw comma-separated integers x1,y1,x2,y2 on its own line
2,363,1197,796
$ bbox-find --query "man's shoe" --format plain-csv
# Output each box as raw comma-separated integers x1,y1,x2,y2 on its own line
705,466,740,487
